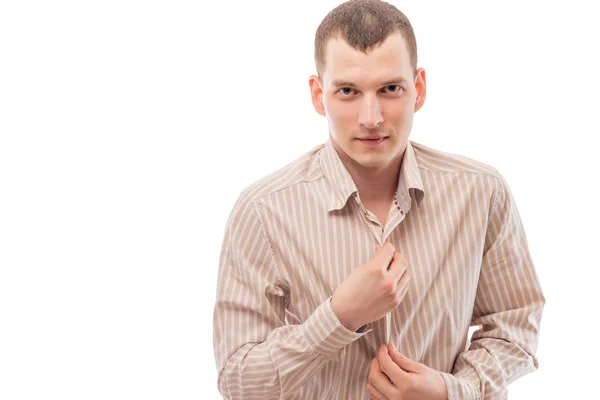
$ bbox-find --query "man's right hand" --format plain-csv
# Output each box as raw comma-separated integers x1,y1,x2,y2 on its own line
331,242,411,332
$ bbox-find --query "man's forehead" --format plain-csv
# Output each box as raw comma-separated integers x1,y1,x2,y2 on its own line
322,33,411,86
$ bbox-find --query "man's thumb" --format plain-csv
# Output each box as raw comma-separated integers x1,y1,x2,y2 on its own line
388,343,422,373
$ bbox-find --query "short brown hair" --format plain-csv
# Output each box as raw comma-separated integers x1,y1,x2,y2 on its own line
314,0,418,78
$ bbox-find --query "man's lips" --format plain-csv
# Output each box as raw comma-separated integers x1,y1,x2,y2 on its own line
357,137,388,146
357,136,387,140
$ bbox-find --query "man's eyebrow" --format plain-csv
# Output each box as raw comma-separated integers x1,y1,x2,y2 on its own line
381,77,408,85
331,79,357,88
331,77,408,88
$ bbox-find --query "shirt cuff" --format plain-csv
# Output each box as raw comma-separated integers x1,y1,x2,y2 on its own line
301,296,373,356
439,372,481,400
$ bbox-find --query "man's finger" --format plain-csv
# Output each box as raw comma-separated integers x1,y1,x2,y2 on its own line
375,242,395,270
387,342,424,373
386,251,408,280
369,356,397,399
376,344,409,395
366,382,386,400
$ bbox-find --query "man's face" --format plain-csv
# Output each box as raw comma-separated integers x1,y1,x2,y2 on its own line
310,32,426,170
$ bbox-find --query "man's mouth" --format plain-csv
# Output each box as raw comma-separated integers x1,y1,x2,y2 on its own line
357,137,388,146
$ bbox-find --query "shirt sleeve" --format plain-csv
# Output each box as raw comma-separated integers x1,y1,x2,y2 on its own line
439,173,546,400
213,193,372,400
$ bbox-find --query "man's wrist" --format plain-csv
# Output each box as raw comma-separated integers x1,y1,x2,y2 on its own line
302,297,370,356
329,297,360,331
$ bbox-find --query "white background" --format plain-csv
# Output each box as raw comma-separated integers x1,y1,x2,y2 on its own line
1,0,598,398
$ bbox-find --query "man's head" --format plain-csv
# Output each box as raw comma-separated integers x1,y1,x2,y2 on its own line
309,0,426,171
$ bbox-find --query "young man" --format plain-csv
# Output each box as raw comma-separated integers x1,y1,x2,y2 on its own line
213,1,545,399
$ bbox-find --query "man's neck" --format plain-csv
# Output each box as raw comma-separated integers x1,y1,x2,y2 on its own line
338,149,405,204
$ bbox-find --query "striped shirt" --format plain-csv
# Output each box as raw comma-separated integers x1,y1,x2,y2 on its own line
212,138,545,400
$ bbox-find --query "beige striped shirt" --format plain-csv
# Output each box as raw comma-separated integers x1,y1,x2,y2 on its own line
213,138,545,400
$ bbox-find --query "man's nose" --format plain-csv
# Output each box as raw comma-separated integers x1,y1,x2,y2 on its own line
358,94,383,130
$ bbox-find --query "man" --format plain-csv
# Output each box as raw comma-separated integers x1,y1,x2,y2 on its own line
213,0,545,399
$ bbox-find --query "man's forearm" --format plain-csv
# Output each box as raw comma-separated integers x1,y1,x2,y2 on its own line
438,305,544,400
216,295,371,399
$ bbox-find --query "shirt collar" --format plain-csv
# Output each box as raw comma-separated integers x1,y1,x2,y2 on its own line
320,138,425,212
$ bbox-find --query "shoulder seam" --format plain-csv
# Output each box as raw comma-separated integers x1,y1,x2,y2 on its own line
490,175,504,216
251,200,282,283
251,174,325,203
417,165,500,179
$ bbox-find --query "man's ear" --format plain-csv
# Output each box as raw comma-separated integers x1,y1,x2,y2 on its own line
309,74,326,116
413,67,427,112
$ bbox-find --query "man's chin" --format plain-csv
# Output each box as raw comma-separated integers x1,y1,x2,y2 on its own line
352,156,388,170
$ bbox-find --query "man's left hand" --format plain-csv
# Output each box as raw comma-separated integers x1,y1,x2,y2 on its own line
367,342,448,400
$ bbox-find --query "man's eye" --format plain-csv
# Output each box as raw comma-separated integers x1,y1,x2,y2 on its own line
383,85,403,93
337,86,402,96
